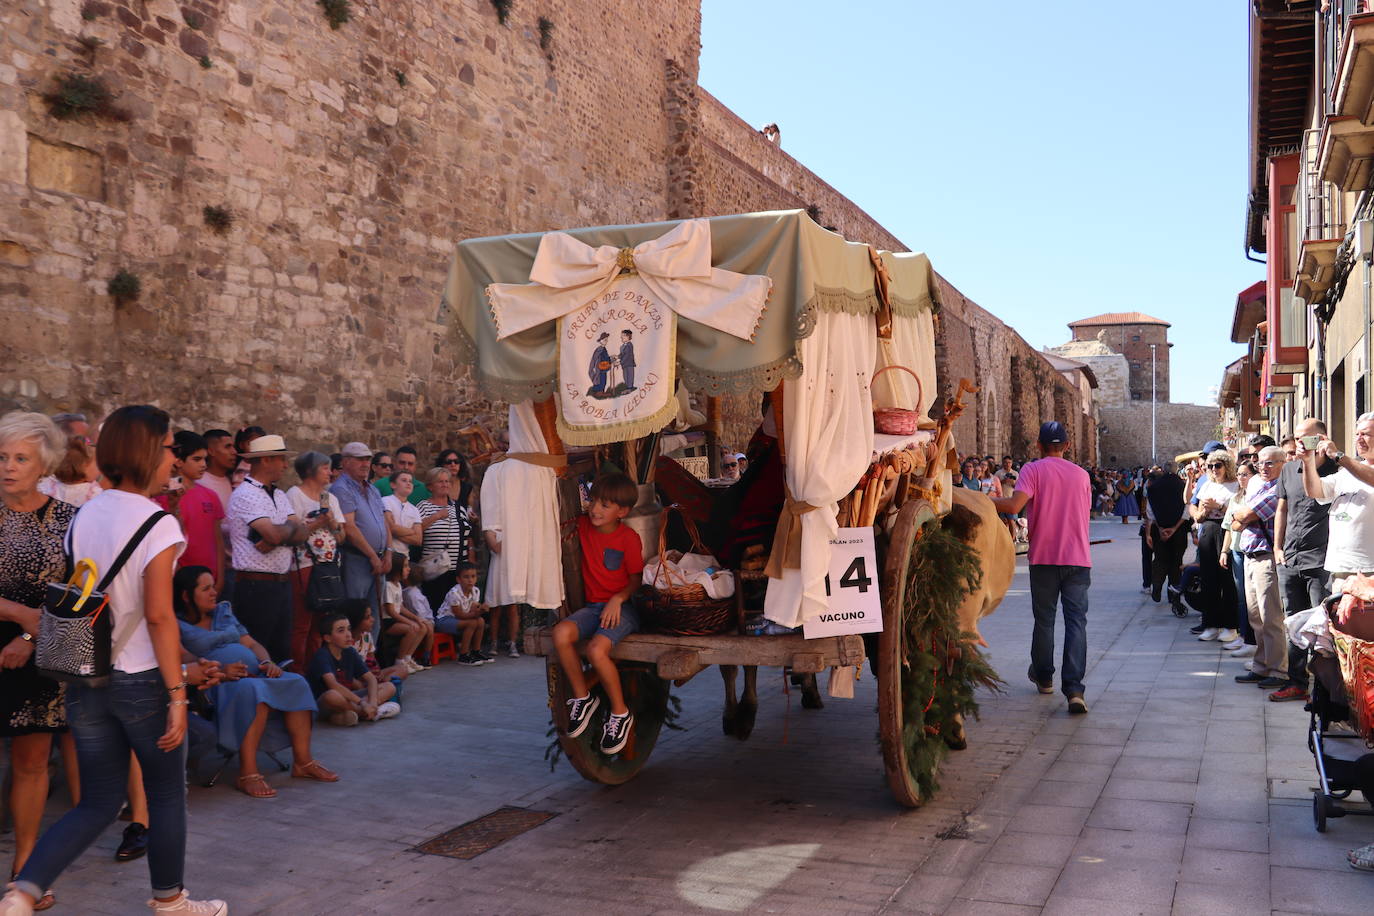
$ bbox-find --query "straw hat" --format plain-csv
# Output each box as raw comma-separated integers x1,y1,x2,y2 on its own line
241,434,294,457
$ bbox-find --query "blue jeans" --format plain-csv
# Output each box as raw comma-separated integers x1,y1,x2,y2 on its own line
1230,549,1254,643
340,548,381,640
1029,565,1090,697
566,600,641,645
16,671,188,899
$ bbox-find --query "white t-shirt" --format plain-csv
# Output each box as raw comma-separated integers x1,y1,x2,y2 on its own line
285,486,344,569
1318,467,1374,573
438,582,481,619
382,494,421,556
383,579,402,618
69,489,186,674
1193,479,1238,519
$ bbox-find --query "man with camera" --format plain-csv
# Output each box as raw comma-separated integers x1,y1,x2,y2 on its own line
1269,418,1332,702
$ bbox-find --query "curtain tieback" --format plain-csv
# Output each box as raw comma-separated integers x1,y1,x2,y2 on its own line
764,487,820,580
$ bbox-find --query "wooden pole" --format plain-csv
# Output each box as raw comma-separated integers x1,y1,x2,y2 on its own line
771,381,786,466
532,397,566,477
706,395,722,478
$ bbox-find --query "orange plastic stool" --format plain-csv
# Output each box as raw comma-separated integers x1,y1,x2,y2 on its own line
430,633,458,666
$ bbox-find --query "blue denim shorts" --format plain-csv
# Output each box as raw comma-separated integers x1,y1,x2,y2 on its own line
566,600,640,645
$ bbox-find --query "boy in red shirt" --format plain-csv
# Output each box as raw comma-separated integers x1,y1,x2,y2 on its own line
552,473,644,754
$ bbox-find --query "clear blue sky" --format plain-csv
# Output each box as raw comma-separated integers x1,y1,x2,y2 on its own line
699,0,1256,406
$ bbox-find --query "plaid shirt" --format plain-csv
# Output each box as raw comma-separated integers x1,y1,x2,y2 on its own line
1238,476,1279,556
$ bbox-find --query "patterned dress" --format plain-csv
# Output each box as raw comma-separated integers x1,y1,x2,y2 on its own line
0,497,76,735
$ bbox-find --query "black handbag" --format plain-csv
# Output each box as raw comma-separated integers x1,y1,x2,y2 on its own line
305,555,348,614
35,510,169,687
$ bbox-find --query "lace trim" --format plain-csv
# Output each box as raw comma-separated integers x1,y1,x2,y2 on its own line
678,353,804,397
810,285,880,316
890,293,932,317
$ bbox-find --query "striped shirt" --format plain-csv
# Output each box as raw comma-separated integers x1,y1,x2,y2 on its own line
417,499,471,573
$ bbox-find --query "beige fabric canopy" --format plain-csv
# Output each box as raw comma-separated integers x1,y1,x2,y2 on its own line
445,209,939,404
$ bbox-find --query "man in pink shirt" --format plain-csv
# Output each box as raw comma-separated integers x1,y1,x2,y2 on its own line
992,421,1093,714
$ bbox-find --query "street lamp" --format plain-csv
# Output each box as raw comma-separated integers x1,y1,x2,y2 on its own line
1150,343,1157,463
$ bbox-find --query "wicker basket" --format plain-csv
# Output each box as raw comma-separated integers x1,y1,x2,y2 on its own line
639,504,735,636
872,364,925,435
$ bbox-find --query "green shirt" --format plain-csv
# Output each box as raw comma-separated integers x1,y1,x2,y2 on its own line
374,477,431,504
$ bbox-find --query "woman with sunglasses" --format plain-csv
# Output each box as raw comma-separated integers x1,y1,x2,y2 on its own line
434,449,475,513
1190,450,1239,642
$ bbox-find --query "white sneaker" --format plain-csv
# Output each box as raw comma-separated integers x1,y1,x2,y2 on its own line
1221,636,1246,650
1217,629,1240,644
147,890,228,914
1197,628,1222,641
1231,645,1257,659
375,701,401,720
1242,660,1257,672
507,642,521,659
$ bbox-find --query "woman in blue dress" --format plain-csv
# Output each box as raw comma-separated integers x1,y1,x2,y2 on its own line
1113,469,1141,524
174,565,339,798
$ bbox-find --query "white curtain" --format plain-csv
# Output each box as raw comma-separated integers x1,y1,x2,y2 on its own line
873,310,938,418
480,402,565,609
763,311,878,628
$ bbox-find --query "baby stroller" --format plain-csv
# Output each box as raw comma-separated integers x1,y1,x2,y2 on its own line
1307,596,1374,832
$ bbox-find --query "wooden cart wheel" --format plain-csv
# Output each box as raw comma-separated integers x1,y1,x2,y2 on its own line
546,657,669,786
877,497,938,808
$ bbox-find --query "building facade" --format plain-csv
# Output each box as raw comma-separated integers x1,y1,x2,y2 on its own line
1237,0,1374,449
1067,312,1171,403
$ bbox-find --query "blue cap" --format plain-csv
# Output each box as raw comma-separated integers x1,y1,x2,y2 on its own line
1039,421,1068,445
1202,440,1225,455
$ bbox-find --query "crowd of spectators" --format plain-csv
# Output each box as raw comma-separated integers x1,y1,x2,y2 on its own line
0,407,504,915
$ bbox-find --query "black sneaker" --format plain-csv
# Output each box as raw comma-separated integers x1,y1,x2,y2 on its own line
1235,671,1266,683
565,694,600,738
600,711,634,754
1027,664,1053,695
115,822,148,862
458,653,482,667
1256,676,1286,689
1189,623,1205,634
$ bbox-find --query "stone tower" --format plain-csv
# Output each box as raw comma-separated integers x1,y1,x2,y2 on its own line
1066,313,1171,403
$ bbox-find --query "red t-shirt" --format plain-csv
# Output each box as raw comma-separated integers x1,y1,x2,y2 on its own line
577,515,644,603
177,484,225,577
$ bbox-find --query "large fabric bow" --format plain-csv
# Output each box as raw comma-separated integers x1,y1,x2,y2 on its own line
486,219,771,341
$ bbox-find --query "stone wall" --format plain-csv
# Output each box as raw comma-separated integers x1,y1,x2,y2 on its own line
1098,403,1220,468
0,0,701,452
933,277,1097,465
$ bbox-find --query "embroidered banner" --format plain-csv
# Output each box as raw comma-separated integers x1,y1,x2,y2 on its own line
556,275,679,445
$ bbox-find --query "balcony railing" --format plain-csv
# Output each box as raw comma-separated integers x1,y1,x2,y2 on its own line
1300,128,1347,241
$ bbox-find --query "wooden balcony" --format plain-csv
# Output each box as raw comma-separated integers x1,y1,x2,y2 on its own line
1334,13,1374,124
1294,237,1342,302
1319,116,1374,191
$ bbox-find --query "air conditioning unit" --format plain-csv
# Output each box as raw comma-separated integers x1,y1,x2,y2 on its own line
1356,218,1374,263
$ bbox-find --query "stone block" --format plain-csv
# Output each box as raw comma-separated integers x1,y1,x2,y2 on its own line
27,135,104,200
0,110,27,185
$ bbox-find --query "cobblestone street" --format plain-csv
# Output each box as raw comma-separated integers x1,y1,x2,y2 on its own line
5,519,1371,914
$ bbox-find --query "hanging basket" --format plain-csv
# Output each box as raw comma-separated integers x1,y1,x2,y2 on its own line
638,504,735,636
872,364,926,436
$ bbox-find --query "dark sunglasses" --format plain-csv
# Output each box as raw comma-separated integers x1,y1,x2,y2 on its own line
376,462,393,470
443,458,462,465
722,462,738,469
1206,462,1226,469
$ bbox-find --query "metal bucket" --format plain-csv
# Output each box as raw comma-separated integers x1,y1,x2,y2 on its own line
623,483,663,564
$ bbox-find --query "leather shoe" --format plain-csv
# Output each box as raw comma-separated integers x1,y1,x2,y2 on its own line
1235,671,1266,683
115,823,148,862
1256,676,1286,689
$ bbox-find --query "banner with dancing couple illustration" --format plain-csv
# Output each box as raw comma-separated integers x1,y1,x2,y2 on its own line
556,274,678,445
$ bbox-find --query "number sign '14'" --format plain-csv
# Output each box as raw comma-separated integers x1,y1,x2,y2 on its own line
803,527,883,639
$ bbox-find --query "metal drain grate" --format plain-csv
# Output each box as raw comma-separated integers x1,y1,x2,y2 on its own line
414,806,557,860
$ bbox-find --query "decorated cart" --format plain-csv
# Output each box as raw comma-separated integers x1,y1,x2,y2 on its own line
445,210,1004,807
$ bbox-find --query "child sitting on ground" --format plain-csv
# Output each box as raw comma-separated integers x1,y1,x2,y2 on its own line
307,612,399,725
348,604,411,685
437,562,490,666
551,473,644,755
383,552,434,673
